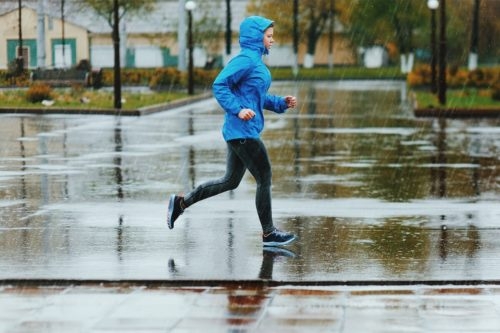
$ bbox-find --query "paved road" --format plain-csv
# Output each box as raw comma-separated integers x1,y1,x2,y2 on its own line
1,81,499,332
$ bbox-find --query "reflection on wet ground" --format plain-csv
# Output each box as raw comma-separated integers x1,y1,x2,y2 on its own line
0,81,499,282
4,284,500,332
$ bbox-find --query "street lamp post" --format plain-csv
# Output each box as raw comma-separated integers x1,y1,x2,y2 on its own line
225,0,231,58
438,0,447,106
185,1,196,95
61,0,66,68
17,0,24,75
427,0,439,94
292,0,299,77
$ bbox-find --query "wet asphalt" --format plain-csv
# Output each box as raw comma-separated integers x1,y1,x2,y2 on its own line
1,80,499,331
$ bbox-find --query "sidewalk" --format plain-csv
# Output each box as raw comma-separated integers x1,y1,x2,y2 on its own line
1,81,500,332
2,282,500,332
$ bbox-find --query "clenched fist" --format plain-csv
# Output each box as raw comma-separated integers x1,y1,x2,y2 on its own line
284,96,297,109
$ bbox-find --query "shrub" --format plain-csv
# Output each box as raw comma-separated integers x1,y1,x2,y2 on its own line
193,68,218,89
101,70,114,86
448,69,468,87
0,69,29,87
408,66,500,90
122,69,152,86
467,69,485,88
407,65,433,87
448,64,460,76
407,72,426,87
149,68,182,90
26,83,53,103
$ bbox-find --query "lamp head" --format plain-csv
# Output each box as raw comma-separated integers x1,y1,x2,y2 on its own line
185,1,196,11
427,0,439,10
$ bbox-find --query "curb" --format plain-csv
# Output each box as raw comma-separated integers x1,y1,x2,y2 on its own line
137,92,213,116
0,92,213,117
410,91,500,118
3,279,500,288
414,107,500,118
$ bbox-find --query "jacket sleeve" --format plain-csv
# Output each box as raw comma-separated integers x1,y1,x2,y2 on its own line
212,56,252,115
264,94,288,114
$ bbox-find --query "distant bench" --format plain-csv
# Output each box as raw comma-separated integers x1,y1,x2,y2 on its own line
30,68,90,87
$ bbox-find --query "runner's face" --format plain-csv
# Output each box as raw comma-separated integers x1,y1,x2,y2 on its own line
263,27,274,50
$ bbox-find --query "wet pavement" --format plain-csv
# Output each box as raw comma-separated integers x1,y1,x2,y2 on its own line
2,283,500,332
1,80,500,331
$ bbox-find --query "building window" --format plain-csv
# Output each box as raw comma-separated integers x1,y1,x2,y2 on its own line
51,39,77,67
54,44,72,68
7,39,37,68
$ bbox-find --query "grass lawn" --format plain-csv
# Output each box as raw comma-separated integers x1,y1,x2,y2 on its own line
413,88,500,109
0,88,189,110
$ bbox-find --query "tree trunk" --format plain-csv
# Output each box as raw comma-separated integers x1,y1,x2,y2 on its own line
468,0,480,70
305,7,317,69
400,53,414,73
304,54,315,69
113,0,121,110
468,53,478,71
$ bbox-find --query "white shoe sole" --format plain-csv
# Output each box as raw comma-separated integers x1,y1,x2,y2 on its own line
263,235,296,247
167,194,176,229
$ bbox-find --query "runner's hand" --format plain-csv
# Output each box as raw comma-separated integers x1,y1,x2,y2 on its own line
284,96,297,109
238,108,255,121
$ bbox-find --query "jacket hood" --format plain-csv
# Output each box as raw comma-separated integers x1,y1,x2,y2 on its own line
239,16,274,55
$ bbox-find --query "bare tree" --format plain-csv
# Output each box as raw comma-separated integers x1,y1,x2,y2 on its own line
78,0,156,27
78,0,156,109
247,0,350,68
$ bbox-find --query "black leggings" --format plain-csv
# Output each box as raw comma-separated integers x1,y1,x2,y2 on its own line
183,138,275,234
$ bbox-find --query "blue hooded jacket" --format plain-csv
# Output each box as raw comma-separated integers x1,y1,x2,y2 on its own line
213,16,288,141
